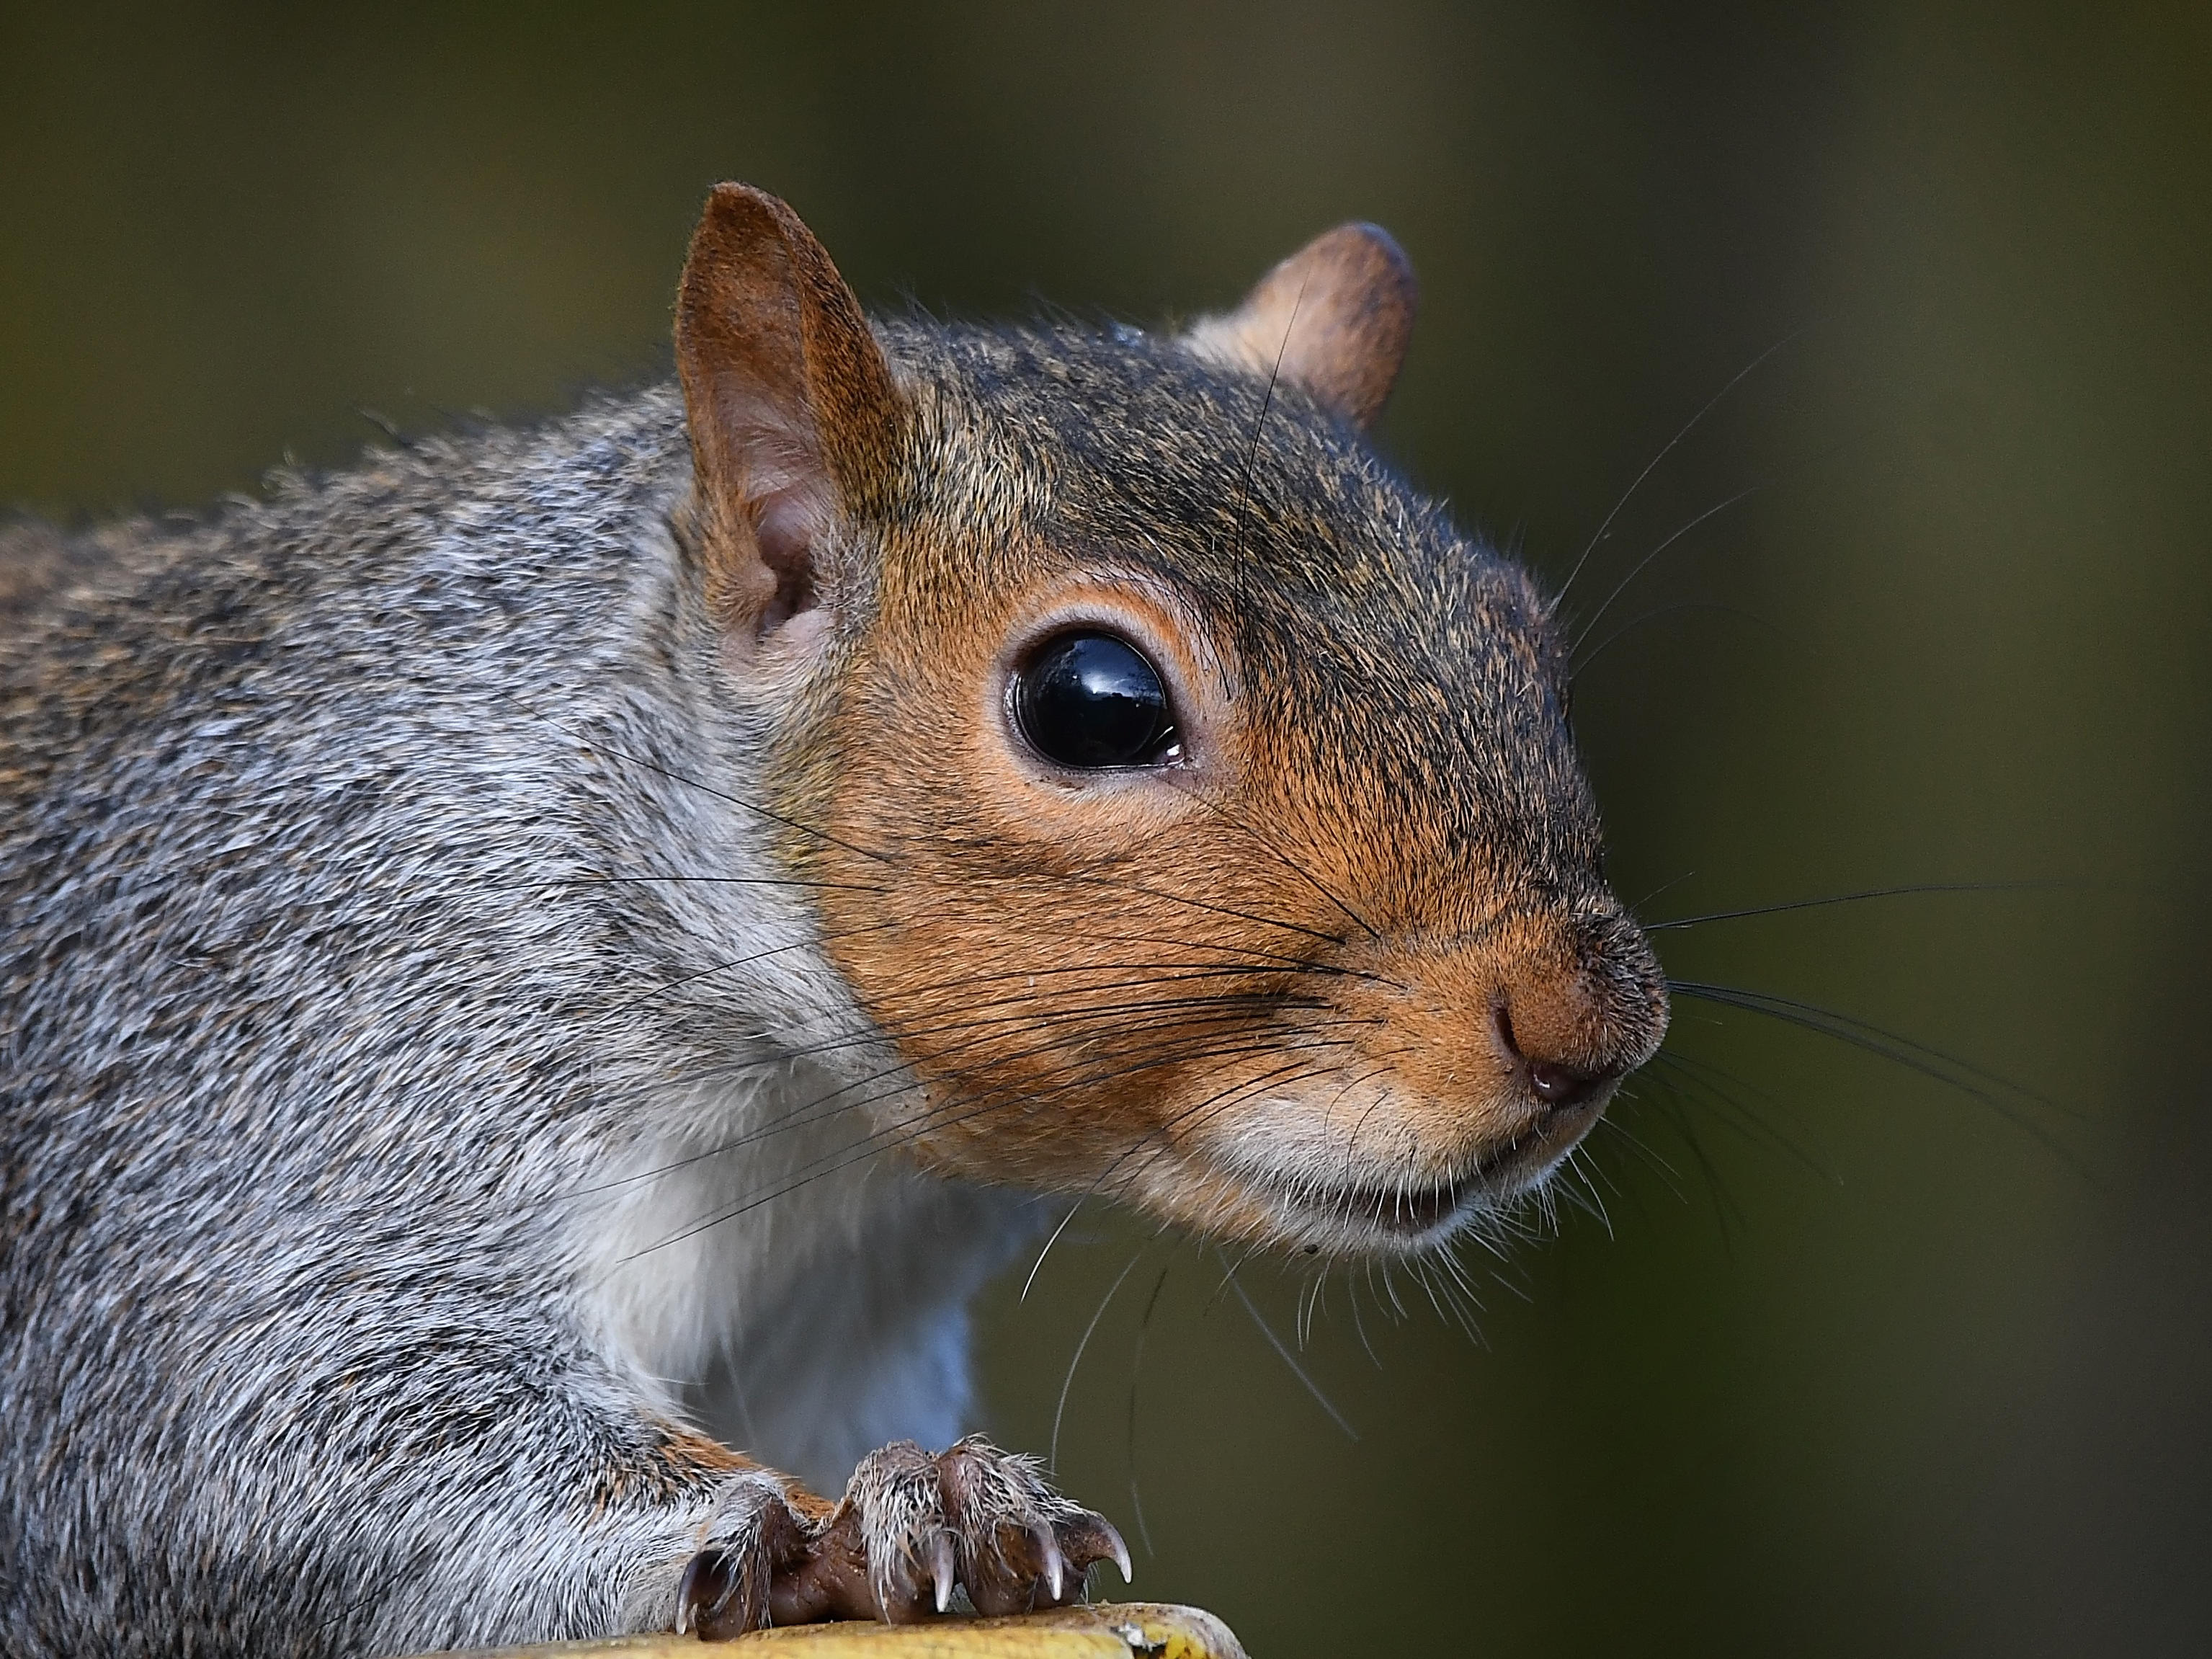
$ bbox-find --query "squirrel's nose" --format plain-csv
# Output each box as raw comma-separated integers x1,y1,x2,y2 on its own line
1489,991,1619,1113
1476,908,1669,1114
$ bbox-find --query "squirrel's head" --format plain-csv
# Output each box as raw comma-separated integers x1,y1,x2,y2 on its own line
674,184,1667,1259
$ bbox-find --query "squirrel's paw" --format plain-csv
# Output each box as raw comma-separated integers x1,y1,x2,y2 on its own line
676,1436,1129,1634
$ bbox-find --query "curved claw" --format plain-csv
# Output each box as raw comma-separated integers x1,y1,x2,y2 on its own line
1031,1521,1066,1601
675,1545,744,1638
674,1552,706,1636
928,1530,958,1614
1100,1516,1133,1585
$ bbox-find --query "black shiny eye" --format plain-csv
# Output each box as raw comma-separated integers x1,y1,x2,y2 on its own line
1012,631,1180,770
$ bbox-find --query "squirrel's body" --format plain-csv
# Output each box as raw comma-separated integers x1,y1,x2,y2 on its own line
4,386,1030,1650
1,189,1668,1655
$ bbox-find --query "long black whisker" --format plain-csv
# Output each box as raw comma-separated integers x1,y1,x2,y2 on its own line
597,920,901,1018
1102,1044,1390,1208
496,691,896,868
1029,866,1352,949
1590,1105,1687,1195
1667,979,2059,1109
600,999,1360,1200
615,1032,1367,1261
1230,277,1306,574
545,873,891,892
1644,1048,1836,1180
694,974,1329,1088
580,1000,1293,1200
583,982,1302,1191
1029,926,1399,988
1641,1086,1746,1250
1162,773,1383,944
1666,979,2086,1173
590,995,1370,1201
1646,881,2064,933
1047,1050,1373,1235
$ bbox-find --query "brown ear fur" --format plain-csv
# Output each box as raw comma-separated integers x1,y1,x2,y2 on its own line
674,183,904,637
1185,223,1417,430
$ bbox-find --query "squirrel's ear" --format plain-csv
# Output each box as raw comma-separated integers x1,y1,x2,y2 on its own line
675,183,904,646
1185,223,1417,430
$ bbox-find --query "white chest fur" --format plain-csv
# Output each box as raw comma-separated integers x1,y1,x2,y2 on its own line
576,1063,1040,1493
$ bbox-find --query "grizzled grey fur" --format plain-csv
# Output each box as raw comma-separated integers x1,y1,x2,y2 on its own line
0,380,1042,1656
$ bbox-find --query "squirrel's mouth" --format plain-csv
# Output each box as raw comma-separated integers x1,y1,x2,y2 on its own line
1287,1172,1474,1241
1249,1110,1600,1253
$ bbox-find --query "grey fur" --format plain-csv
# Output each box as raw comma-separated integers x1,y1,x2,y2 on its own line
0,386,1038,1655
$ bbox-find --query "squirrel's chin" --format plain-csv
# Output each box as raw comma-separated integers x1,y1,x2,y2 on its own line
1133,1089,1616,1259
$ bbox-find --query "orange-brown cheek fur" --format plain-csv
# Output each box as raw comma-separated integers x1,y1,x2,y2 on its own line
785,571,1351,1201
807,757,1332,1194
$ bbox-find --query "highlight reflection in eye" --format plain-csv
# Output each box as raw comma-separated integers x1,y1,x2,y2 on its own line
1012,631,1182,770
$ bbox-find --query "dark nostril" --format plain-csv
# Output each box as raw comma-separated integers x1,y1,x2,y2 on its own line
1527,1058,1600,1109
1492,999,1610,1111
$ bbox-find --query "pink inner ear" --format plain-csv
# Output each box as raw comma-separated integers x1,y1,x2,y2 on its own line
707,374,834,636
751,489,826,631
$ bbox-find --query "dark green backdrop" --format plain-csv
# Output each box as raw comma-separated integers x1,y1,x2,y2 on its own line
6,4,2207,1653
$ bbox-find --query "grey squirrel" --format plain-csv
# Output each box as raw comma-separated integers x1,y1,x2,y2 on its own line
0,183,1668,1655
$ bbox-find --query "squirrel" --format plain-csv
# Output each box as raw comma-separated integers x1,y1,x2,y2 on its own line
0,183,1669,1657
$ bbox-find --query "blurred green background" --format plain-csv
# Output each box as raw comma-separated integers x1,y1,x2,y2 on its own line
5,3,2207,1653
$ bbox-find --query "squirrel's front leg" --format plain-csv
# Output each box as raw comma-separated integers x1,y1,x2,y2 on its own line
677,1438,1129,1634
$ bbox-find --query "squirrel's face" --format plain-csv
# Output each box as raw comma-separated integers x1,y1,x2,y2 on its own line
676,186,1667,1259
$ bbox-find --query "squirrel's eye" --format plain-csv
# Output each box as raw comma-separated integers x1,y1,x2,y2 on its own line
1012,631,1180,770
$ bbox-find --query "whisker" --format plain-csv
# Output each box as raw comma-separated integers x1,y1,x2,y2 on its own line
1646,881,2063,933
592,996,1370,1206
1665,979,2087,1173
1218,1250,1358,1441
1666,979,2058,1108
1555,325,1808,603
1124,1264,1172,1558
696,974,1326,1087
1573,598,1783,672
1347,1268,1381,1366
545,873,891,892
1021,1201,1087,1304
1050,1249,1146,1475
601,1001,1355,1200
1643,1047,1834,1181
1230,277,1306,574
615,1032,1368,1261
1610,1078,1744,1247
1022,926,1399,988
597,920,901,1018
1028,867,1352,950
1161,774,1383,944
1628,867,1698,915
1570,484,1764,659
494,690,897,868
1105,1049,1375,1204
